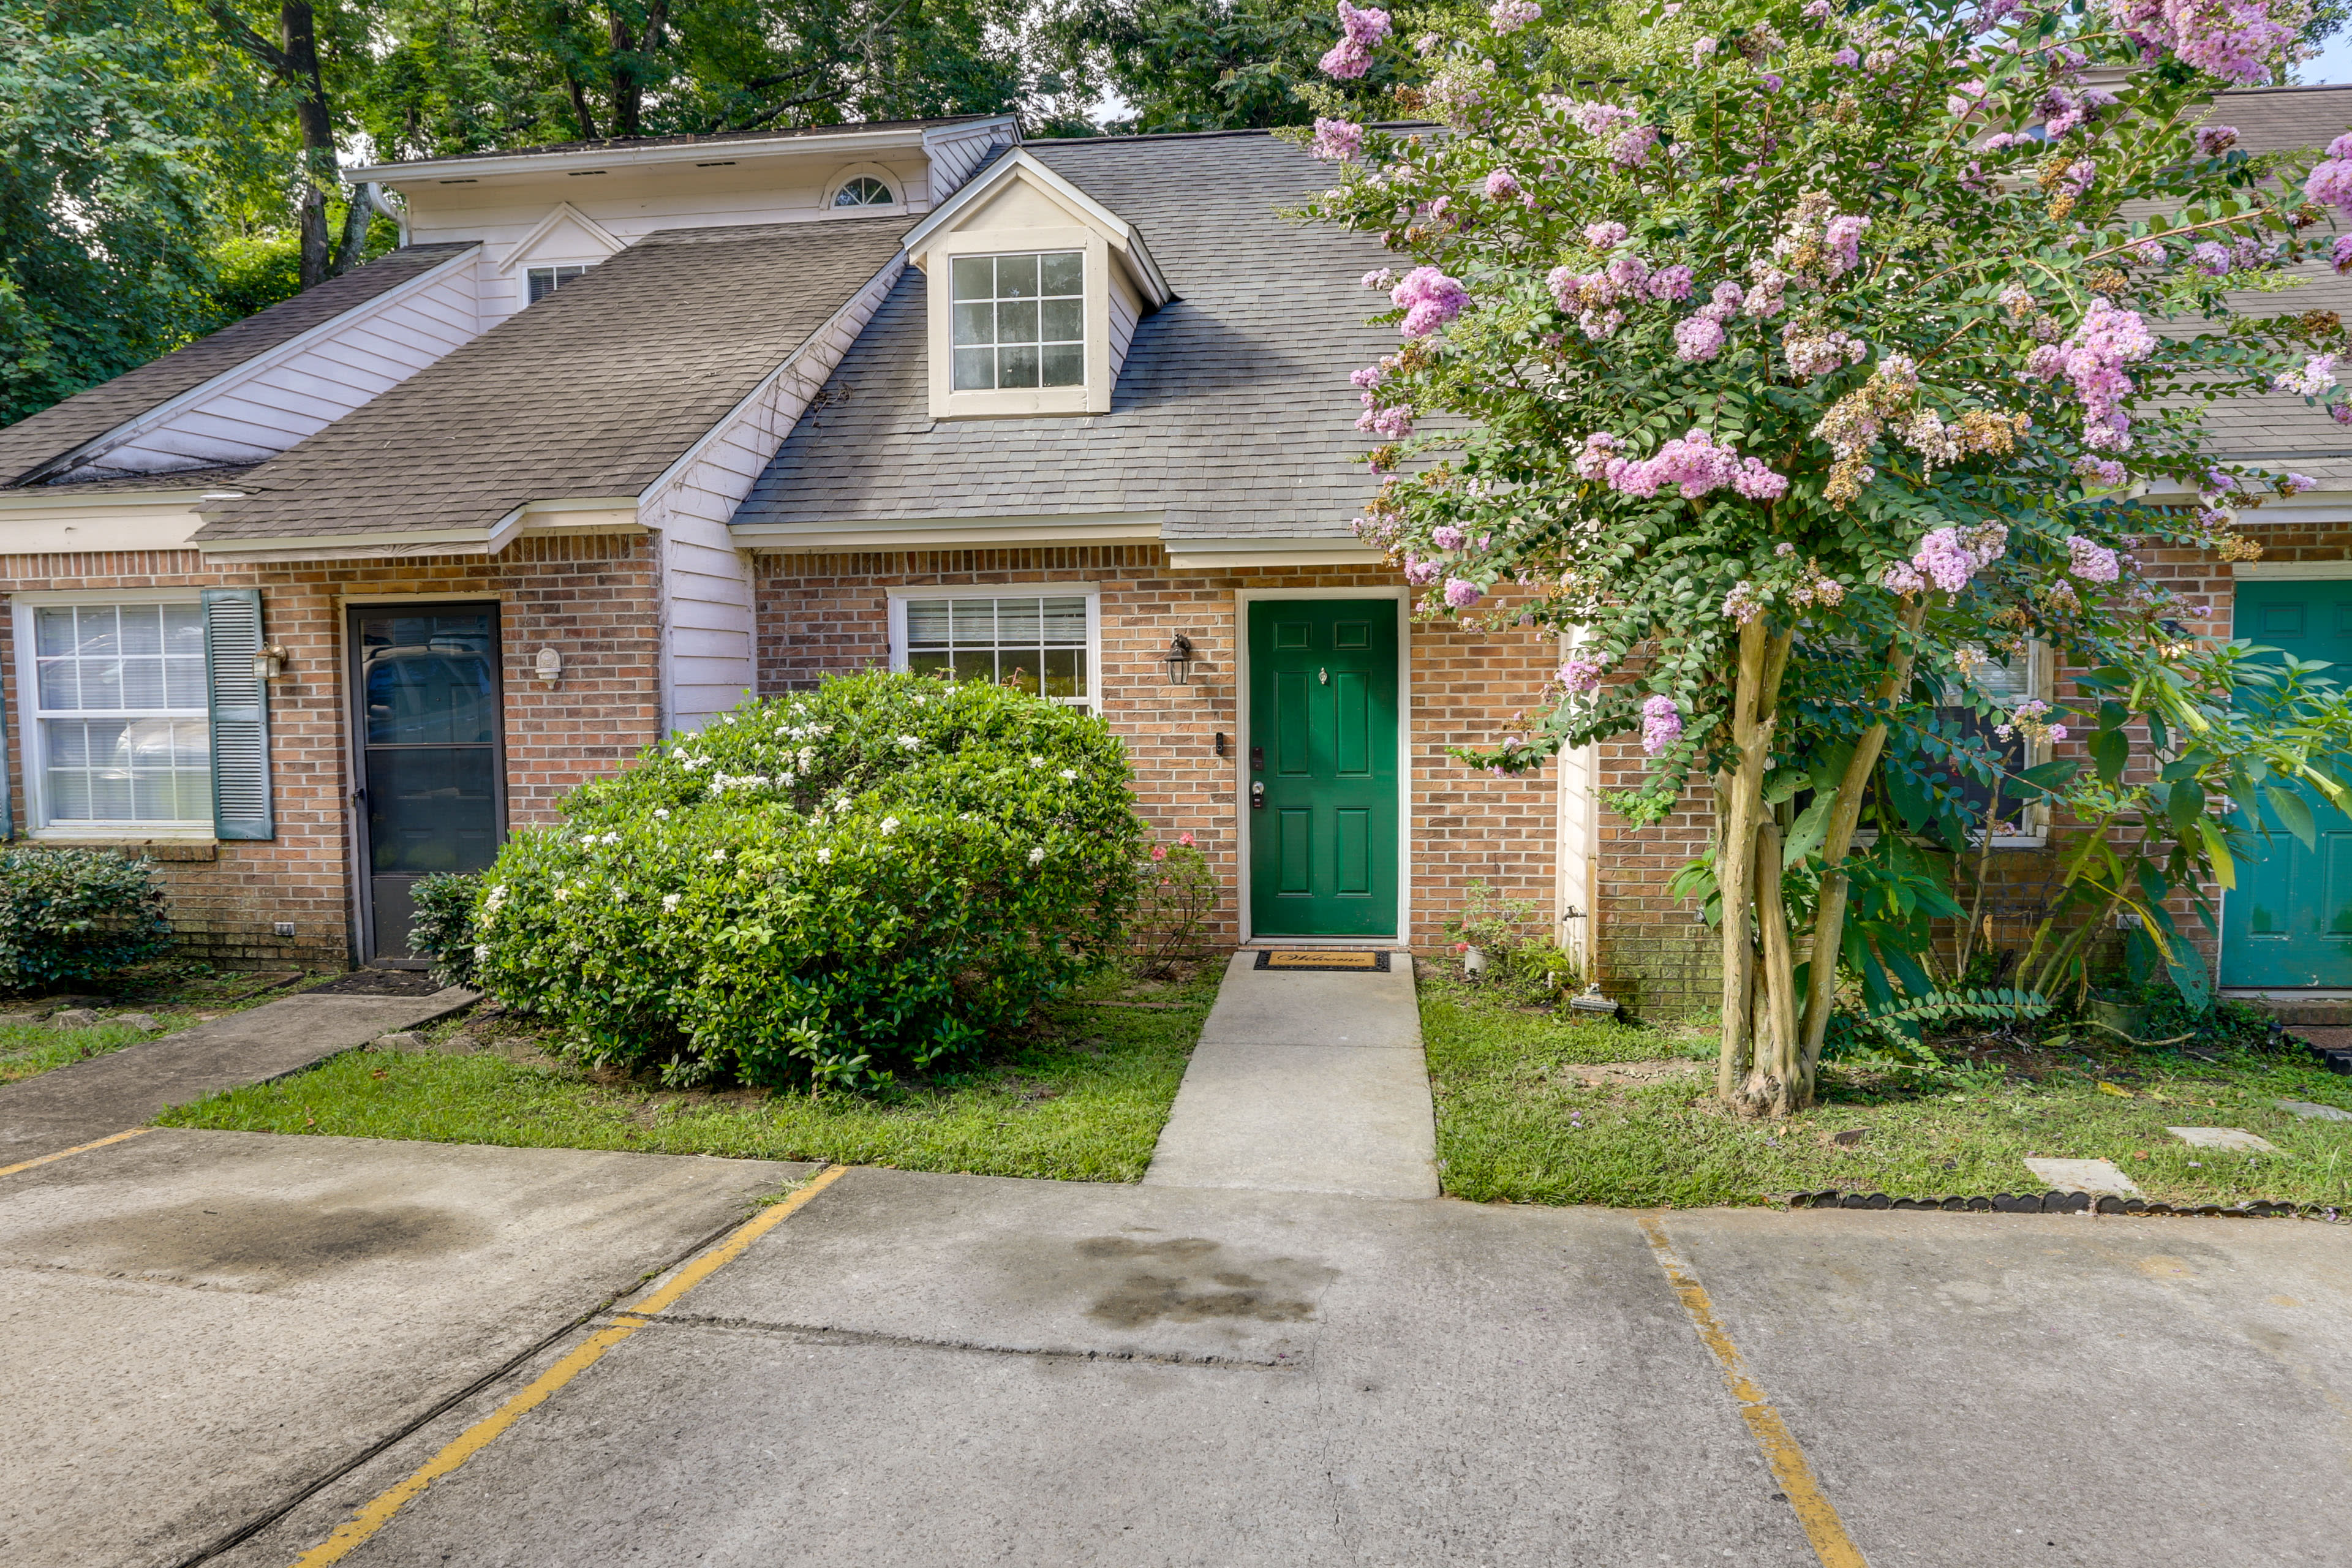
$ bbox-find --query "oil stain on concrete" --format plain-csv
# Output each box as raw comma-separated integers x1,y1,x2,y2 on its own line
1075,1234,1338,1329
11,1193,488,1290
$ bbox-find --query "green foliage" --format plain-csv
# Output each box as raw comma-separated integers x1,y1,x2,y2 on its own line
1036,0,1396,132
1824,986,2046,1080
1442,880,1581,1002
1134,833,1219,976
0,846,171,994
407,870,483,989
473,673,1144,1092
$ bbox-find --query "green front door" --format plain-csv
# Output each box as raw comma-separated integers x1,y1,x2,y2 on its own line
2221,578,2352,988
1248,599,1400,938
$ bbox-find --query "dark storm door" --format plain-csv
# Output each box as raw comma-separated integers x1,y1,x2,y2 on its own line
2221,579,2352,988
349,604,505,965
1247,599,1400,939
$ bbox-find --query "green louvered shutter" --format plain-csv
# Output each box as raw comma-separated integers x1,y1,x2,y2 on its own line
0,664,10,840
202,587,273,840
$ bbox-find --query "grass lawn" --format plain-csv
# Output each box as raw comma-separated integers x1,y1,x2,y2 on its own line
162,963,1218,1182
1423,972,2352,1210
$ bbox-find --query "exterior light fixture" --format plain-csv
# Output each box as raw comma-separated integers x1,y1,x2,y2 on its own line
535,647,564,685
1161,634,1195,685
251,644,287,681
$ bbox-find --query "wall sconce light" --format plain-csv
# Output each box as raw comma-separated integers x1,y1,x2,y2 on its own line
1161,634,1196,685
535,647,564,686
251,644,288,681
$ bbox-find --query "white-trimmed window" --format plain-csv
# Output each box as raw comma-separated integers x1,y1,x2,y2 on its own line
888,587,1099,710
527,264,590,304
23,600,212,829
1940,641,2052,846
833,175,895,208
950,252,1085,391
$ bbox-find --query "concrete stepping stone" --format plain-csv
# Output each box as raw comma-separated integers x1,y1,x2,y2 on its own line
2276,1099,2352,1122
2168,1126,2278,1152
372,1031,428,1052
2024,1157,2141,1196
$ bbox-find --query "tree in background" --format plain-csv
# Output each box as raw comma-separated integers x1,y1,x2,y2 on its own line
1038,0,1405,130
1307,0,2352,1114
0,0,281,423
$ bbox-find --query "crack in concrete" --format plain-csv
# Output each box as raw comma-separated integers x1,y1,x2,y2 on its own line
608,1309,1310,1371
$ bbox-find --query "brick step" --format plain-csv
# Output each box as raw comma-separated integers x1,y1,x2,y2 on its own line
2225,992,2352,1028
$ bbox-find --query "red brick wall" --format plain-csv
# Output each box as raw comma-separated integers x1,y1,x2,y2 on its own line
756,545,1558,952
1,536,658,969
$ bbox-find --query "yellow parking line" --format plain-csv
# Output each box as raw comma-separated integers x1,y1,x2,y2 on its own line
288,1163,852,1566
1640,1215,1871,1568
0,1126,153,1179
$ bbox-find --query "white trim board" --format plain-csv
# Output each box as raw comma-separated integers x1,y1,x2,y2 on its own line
883,581,1104,714
2234,560,2352,579
1231,587,1412,945
740,512,1162,551
352,117,1020,186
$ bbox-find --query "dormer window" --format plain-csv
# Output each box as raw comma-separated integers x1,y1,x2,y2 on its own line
951,252,1084,391
833,175,895,207
527,264,590,303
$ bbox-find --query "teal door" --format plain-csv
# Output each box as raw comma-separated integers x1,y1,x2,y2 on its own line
2221,578,2352,988
1247,600,1400,938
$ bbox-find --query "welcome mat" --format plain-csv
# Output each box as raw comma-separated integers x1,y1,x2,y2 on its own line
1253,949,1392,973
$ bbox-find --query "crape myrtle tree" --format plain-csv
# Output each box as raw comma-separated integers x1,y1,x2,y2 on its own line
1298,0,2352,1115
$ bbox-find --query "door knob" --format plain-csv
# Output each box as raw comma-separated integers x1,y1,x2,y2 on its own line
1251,782,1266,810
1319,667,1329,685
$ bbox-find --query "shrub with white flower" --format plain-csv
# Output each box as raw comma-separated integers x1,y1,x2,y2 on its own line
468,673,1143,1092
1297,0,2352,1115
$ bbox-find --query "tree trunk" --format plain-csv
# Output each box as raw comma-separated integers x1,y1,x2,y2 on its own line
1796,600,1929,1092
1712,619,1770,1102
278,2,343,289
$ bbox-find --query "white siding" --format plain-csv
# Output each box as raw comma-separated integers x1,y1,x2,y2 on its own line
55,252,483,481
1555,638,1598,973
922,123,1018,206
1108,281,1140,384
639,254,908,733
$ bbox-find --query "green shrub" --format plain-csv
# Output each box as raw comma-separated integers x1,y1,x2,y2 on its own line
0,846,170,993
408,872,483,989
473,673,1143,1090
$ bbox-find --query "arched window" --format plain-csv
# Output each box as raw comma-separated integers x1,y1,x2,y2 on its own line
832,175,895,208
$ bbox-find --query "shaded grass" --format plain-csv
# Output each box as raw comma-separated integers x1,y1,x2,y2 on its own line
1424,978,2352,1209
161,965,1218,1182
0,1013,200,1085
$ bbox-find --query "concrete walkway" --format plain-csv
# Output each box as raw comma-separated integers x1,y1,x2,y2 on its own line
1144,951,1436,1199
0,982,477,1164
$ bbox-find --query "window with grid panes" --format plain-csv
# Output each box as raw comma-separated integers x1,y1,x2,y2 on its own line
30,603,211,826
949,251,1084,390
902,595,1091,707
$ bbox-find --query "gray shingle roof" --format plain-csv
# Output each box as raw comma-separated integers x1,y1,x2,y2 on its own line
0,243,477,488
194,217,910,541
734,130,1395,541
2214,83,2351,154
356,114,1003,175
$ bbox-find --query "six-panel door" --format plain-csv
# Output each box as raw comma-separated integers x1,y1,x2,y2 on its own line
2221,578,2352,988
1247,600,1400,938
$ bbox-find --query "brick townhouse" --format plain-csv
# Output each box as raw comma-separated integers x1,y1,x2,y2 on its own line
0,94,2344,1014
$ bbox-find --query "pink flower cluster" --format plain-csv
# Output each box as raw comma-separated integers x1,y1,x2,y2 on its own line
1640,695,1684,756
1489,0,1542,32
2026,298,2155,451
1403,554,1441,585
1583,428,1790,501
1556,654,1607,693
2275,354,2339,397
1356,398,1412,439
1825,214,1868,277
1431,525,1466,549
2067,535,2122,582
1583,220,1629,248
2106,0,2296,86
1391,266,1468,336
1484,168,1523,202
1675,315,1727,361
1884,524,2008,597
2073,455,2127,488
1311,118,1365,161
1320,1,1391,79
1443,578,1484,608
2282,471,2317,494
2193,123,2239,156
2316,133,2352,217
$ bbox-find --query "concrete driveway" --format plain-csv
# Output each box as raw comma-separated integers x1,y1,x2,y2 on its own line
7,1138,2351,1567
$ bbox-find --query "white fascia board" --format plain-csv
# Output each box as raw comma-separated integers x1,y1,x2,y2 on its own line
15,244,483,486
352,119,1017,186
642,254,910,506
492,202,626,274
737,510,1163,551
195,528,497,562
0,481,241,513
1162,535,1389,569
899,151,1173,307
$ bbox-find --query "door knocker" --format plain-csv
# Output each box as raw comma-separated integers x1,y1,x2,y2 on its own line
1319,666,1329,685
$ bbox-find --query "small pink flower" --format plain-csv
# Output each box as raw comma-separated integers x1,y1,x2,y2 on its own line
1179,831,1196,846
1443,578,1484,608
1150,845,1168,861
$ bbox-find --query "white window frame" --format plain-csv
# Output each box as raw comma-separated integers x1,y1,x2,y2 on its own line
524,262,593,306
924,227,1115,420
825,164,903,210
1937,638,2054,850
11,588,215,840
945,249,1087,395
884,584,1102,713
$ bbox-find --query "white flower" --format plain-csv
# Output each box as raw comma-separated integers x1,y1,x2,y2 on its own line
1028,846,1046,865
834,797,851,812
671,747,688,760
912,695,926,706
880,816,900,835
654,808,669,820
472,943,489,965
816,846,833,864
554,888,570,901
780,772,796,788
710,849,728,862
612,889,628,903
1029,756,1046,767
722,714,736,725
1060,768,1078,782
897,734,922,750
662,892,680,912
